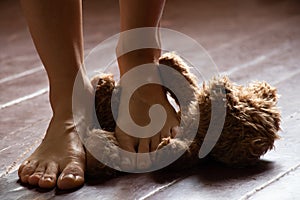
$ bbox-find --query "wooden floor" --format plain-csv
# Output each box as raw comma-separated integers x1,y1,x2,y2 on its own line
1,0,300,199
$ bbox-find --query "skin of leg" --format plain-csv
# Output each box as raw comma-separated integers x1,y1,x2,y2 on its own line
116,0,180,171
18,0,91,190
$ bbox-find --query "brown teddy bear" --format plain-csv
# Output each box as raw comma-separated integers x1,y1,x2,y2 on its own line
84,53,280,177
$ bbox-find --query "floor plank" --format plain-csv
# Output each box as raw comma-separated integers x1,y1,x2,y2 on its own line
0,70,47,105
245,166,300,200
0,93,51,138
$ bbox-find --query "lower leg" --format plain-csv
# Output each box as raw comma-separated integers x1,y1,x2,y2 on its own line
117,0,164,73
116,0,180,171
18,0,90,189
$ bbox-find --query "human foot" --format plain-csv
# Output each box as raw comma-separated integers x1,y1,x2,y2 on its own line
115,77,180,171
18,116,86,190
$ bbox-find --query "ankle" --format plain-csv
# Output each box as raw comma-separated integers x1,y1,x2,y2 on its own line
116,33,161,76
52,106,73,121
117,49,161,76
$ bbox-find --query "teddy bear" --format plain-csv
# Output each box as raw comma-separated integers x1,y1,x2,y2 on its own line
83,52,280,177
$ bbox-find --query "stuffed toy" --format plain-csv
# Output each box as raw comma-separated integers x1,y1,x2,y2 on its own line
84,53,280,177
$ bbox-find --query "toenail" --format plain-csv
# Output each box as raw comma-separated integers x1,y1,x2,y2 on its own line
43,177,53,182
75,175,83,180
63,174,76,179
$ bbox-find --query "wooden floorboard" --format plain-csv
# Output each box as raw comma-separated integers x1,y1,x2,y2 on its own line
213,16,300,73
0,93,51,138
1,0,300,199
0,70,47,105
146,74,300,200
244,164,300,200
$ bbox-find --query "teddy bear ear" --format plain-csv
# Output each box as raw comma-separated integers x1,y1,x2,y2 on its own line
159,52,198,88
90,74,102,89
91,74,115,89
247,81,278,102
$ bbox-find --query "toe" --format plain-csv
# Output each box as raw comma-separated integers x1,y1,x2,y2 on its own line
150,134,160,152
137,139,152,170
39,162,58,189
171,126,181,138
28,163,46,186
119,143,137,172
18,161,28,177
150,134,161,163
161,127,172,139
18,160,38,184
116,129,137,171
57,162,84,190
161,120,180,139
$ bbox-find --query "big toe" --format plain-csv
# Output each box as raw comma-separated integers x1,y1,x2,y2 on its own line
119,143,137,172
116,133,137,172
57,163,84,190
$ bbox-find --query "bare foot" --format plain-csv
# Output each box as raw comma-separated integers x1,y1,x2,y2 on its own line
115,82,180,171
115,41,181,170
18,116,85,190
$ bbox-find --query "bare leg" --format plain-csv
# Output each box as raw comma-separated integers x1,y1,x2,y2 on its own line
18,0,90,189
116,0,180,170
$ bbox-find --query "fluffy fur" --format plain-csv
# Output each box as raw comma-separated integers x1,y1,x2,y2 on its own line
84,53,280,176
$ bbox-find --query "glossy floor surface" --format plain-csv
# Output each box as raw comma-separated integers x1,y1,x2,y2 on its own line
0,0,300,199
